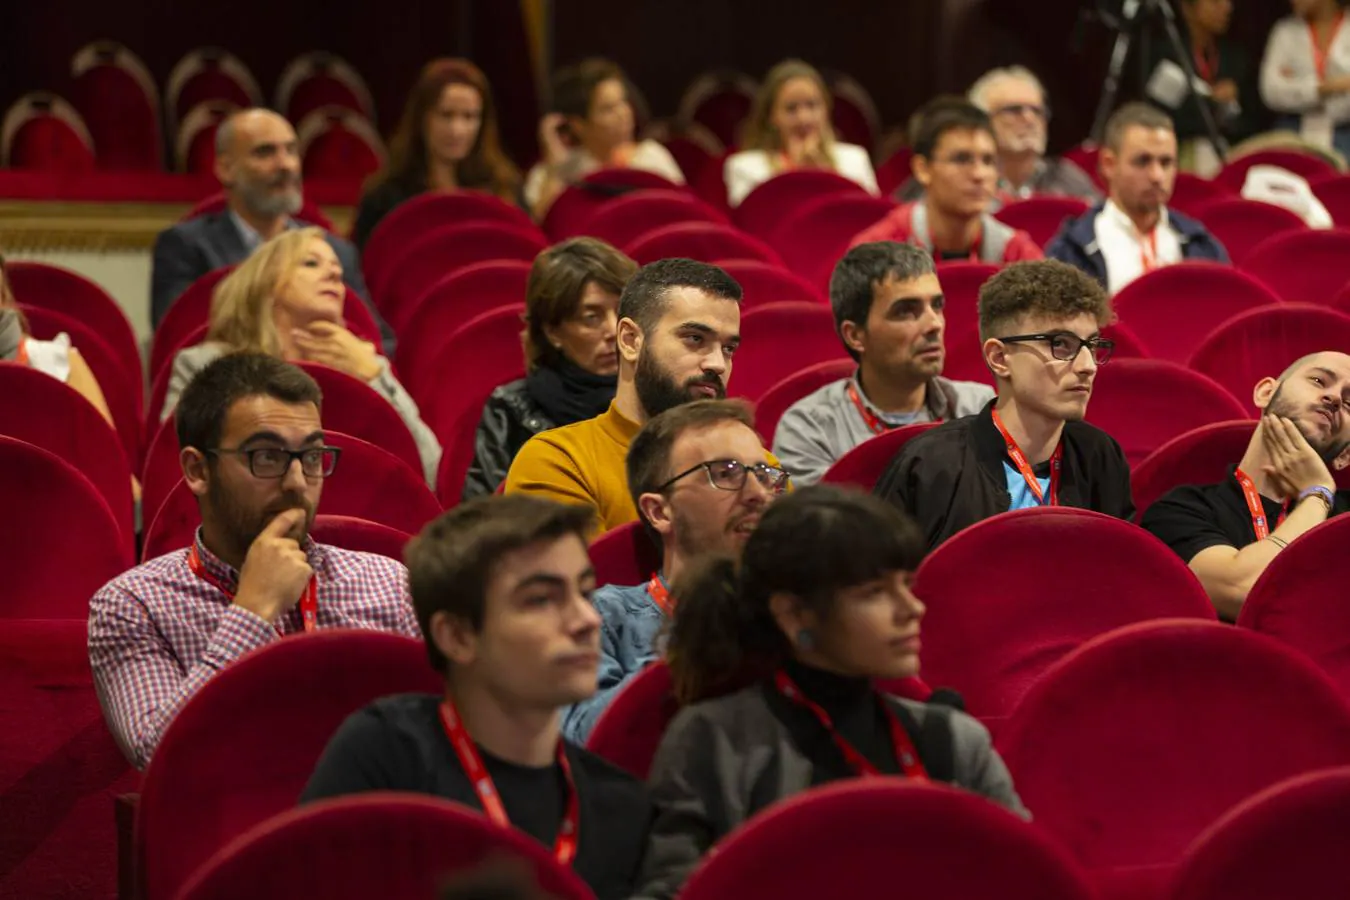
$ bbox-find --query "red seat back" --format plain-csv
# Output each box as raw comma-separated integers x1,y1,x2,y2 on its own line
1309,173,1350,227
1239,228,1350,304
658,128,720,183
875,146,914,197
1216,149,1340,193
586,661,678,780
1063,143,1104,188
732,302,848,402
298,107,385,181
933,261,1000,341
715,259,825,309
997,620,1350,896
917,508,1215,727
1168,171,1236,216
682,75,755,149
1131,421,1259,519
994,196,1090,248
292,362,425,478
145,324,205,431
276,52,375,124
140,417,182,534
581,188,728,248
1191,197,1308,266
395,260,532,359
623,221,782,267
819,421,940,489
166,48,262,131
754,359,855,445
0,436,132,617
542,168,686,242
174,100,234,173
307,515,410,561
150,266,234,380
2,92,96,172
766,192,898,296
590,520,661,589
136,631,443,900
679,780,1096,900
734,169,868,237
68,42,161,171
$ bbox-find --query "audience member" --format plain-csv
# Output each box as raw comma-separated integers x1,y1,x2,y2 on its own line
89,353,420,769
464,238,637,499
150,109,384,343
504,259,743,533
967,67,1101,204
724,59,880,207
562,400,785,742
302,495,653,900
1142,351,1350,620
1260,0,1350,159
1046,102,1229,294
635,485,1025,899
874,261,1132,549
774,242,994,485
160,228,441,486
851,100,1042,262
352,58,522,250
525,59,684,220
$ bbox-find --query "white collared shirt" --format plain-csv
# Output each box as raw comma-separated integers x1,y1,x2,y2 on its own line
1093,200,1183,295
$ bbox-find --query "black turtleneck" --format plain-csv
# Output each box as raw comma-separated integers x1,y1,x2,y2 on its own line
762,658,905,784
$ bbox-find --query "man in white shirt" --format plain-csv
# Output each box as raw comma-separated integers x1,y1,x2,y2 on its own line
1046,102,1229,294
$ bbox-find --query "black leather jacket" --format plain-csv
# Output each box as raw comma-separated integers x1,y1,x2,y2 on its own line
461,379,558,501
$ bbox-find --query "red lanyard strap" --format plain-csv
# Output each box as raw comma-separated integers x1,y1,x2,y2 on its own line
438,698,580,865
1193,43,1219,83
1140,228,1160,273
991,408,1061,506
1234,468,1289,541
13,338,29,367
188,543,318,631
1311,12,1345,80
847,381,941,436
774,670,928,781
646,574,673,617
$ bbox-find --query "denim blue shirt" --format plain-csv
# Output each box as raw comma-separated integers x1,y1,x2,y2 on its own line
562,579,666,744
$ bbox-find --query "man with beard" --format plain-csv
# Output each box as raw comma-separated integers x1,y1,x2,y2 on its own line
1143,352,1350,621
560,399,786,742
773,242,995,485
88,353,419,769
504,258,744,533
149,109,382,339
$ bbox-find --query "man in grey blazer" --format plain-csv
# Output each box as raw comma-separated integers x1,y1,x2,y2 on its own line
150,108,389,347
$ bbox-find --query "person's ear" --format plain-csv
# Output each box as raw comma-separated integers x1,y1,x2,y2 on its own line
912,154,933,189
1099,148,1117,184
181,447,211,499
983,337,1011,379
430,610,479,669
768,591,818,644
617,317,643,364
637,491,674,541
213,152,234,188
1333,444,1350,472
542,321,564,352
839,319,868,358
1252,376,1279,413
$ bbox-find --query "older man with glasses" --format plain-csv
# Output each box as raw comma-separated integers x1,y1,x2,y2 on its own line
88,352,420,769
561,399,786,743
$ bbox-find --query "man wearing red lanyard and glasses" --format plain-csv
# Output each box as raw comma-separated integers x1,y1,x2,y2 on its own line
561,399,784,743
302,494,652,900
1143,352,1350,621
88,354,419,769
874,261,1133,550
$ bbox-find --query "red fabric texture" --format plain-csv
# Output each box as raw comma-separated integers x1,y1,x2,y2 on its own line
144,328,203,451
68,57,161,171
820,421,940,489
766,192,899,296
1309,173,1350,227
994,195,1090,249
177,794,593,900
139,417,181,534
171,67,255,126
5,112,95,173
754,358,855,445
688,90,752,150
1085,358,1251,467
0,436,131,617
733,169,867,238
307,514,409,561
581,188,727,248
875,147,914,197
542,168,686,242
623,221,782,267
1130,420,1257,519
285,77,367,125
587,661,678,780
140,430,441,561
1112,262,1282,365
660,134,717,183
136,631,443,900
679,780,1096,900
1167,766,1350,900
714,259,825,309
1063,144,1104,188
691,150,734,215
1239,228,1350,305
302,122,382,181
1168,172,1237,217
1190,198,1308,267
589,521,662,589
361,191,534,300
150,266,233,381
0,620,139,900
915,509,1216,727
731,302,850,402
930,261,1000,341
997,620,1350,895
1239,516,1350,699
1215,149,1339,193
396,260,531,349
1188,304,1350,413
292,362,425,477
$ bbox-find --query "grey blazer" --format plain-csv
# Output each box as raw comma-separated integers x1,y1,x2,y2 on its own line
162,342,442,487
633,685,1027,900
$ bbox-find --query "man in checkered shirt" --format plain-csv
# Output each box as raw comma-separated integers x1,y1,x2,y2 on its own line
88,352,420,769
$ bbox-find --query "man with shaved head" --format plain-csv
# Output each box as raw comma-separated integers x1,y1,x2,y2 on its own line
150,108,382,339
1143,352,1350,620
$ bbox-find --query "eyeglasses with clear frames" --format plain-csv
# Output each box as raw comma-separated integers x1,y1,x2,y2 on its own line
658,458,791,494
206,446,342,478
999,331,1115,364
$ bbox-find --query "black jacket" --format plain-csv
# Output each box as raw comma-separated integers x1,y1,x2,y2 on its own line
873,400,1134,549
1045,202,1229,288
462,378,558,501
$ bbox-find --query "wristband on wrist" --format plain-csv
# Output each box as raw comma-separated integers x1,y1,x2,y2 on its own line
1267,535,1289,549
1297,485,1335,511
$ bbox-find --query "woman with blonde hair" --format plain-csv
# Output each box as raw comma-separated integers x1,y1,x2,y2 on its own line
724,59,879,207
162,227,441,485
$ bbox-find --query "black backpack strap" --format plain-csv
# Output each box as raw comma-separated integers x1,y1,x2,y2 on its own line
890,698,957,784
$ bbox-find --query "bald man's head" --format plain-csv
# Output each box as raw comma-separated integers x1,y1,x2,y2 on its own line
214,108,303,221
1258,351,1350,466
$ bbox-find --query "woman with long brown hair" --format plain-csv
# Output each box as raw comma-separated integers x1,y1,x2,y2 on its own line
352,58,522,249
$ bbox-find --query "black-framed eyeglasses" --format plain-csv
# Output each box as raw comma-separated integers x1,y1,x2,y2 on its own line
992,103,1051,121
206,446,341,478
999,331,1114,364
658,459,791,494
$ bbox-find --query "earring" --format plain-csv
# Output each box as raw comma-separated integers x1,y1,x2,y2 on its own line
796,629,816,651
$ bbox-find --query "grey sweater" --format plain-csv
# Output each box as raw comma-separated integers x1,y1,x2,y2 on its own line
633,683,1026,900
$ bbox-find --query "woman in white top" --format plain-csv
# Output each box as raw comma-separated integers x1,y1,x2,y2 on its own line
161,227,442,486
525,58,684,220
1260,0,1350,158
725,59,880,208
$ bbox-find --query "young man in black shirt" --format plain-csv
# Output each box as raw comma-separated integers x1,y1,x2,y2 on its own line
1142,352,1350,620
874,259,1133,549
301,495,653,900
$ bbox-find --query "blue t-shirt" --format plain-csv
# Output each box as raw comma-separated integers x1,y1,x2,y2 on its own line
1003,460,1051,511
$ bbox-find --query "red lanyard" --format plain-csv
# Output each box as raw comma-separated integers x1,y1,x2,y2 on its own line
847,382,895,436
1234,468,1289,541
13,338,28,367
1193,42,1219,84
1139,229,1160,273
438,697,580,865
646,574,673,617
774,670,928,780
992,408,1061,506
187,543,318,631
1311,12,1345,80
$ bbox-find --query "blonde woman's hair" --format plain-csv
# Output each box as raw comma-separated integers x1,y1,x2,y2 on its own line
741,59,837,162
207,227,328,355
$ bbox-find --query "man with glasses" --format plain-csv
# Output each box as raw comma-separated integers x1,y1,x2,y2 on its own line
561,399,785,742
1047,102,1228,294
874,261,1133,549
852,99,1043,264
88,352,419,769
